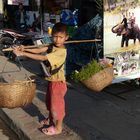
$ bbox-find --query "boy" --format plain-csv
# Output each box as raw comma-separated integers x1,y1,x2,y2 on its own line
13,22,69,135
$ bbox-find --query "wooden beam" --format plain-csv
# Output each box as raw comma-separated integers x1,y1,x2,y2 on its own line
2,39,102,52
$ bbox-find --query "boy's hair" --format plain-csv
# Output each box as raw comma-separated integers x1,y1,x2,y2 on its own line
52,22,68,35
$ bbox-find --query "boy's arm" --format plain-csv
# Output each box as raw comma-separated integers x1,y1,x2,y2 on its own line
24,46,48,54
13,49,48,61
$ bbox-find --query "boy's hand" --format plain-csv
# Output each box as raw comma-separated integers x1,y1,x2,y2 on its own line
13,46,24,56
13,45,24,51
19,45,25,52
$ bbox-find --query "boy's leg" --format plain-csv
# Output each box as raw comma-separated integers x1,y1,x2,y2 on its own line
42,81,67,134
55,119,63,132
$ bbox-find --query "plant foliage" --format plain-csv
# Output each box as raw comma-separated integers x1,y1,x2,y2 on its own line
71,60,103,82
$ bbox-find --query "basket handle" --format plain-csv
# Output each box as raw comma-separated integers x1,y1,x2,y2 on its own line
0,56,21,74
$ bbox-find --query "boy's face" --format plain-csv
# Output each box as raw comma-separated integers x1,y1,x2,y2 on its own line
52,32,69,47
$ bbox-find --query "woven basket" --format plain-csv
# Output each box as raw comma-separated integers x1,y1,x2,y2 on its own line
0,80,36,108
81,67,114,92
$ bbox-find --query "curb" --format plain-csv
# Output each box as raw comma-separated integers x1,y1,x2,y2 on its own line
0,108,31,140
0,97,82,140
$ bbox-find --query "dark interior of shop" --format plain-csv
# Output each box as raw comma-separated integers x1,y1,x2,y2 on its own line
3,0,99,28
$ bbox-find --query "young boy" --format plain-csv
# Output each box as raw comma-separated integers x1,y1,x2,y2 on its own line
13,22,69,135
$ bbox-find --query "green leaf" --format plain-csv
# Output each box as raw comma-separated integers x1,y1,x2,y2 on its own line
71,60,103,81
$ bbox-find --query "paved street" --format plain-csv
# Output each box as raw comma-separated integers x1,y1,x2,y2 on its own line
0,118,19,140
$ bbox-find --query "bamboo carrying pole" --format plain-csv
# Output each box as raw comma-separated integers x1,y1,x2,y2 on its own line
2,39,101,52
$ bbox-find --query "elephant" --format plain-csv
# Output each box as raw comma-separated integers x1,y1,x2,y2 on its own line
111,23,140,47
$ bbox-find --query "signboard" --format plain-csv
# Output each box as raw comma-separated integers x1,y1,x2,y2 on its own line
8,0,29,5
104,0,140,83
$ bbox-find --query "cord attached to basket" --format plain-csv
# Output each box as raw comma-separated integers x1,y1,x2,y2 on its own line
0,53,21,83
0,55,33,83
16,56,32,81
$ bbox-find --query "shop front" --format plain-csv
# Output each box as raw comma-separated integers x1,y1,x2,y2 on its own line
0,0,103,77
1,0,98,31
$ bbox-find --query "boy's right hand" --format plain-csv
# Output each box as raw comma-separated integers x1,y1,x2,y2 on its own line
13,45,24,52
12,46,24,56
19,45,25,52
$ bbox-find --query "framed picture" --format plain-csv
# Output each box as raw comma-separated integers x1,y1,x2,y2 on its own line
104,0,140,54
104,0,140,83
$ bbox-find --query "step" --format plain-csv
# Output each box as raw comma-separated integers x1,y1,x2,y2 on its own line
0,91,81,140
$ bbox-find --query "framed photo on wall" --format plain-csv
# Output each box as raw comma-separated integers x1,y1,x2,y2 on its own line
104,0,140,83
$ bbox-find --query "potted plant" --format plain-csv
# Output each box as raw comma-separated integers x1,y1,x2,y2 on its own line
71,59,114,92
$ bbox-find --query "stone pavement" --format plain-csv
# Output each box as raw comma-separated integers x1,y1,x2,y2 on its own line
0,118,20,140
1,55,140,140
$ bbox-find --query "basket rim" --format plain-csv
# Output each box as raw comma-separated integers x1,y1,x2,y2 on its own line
0,80,35,86
81,66,114,82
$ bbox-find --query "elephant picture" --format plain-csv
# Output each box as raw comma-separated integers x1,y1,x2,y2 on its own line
112,23,140,47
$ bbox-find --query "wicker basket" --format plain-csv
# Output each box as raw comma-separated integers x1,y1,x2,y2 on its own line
0,80,36,108
81,67,114,92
